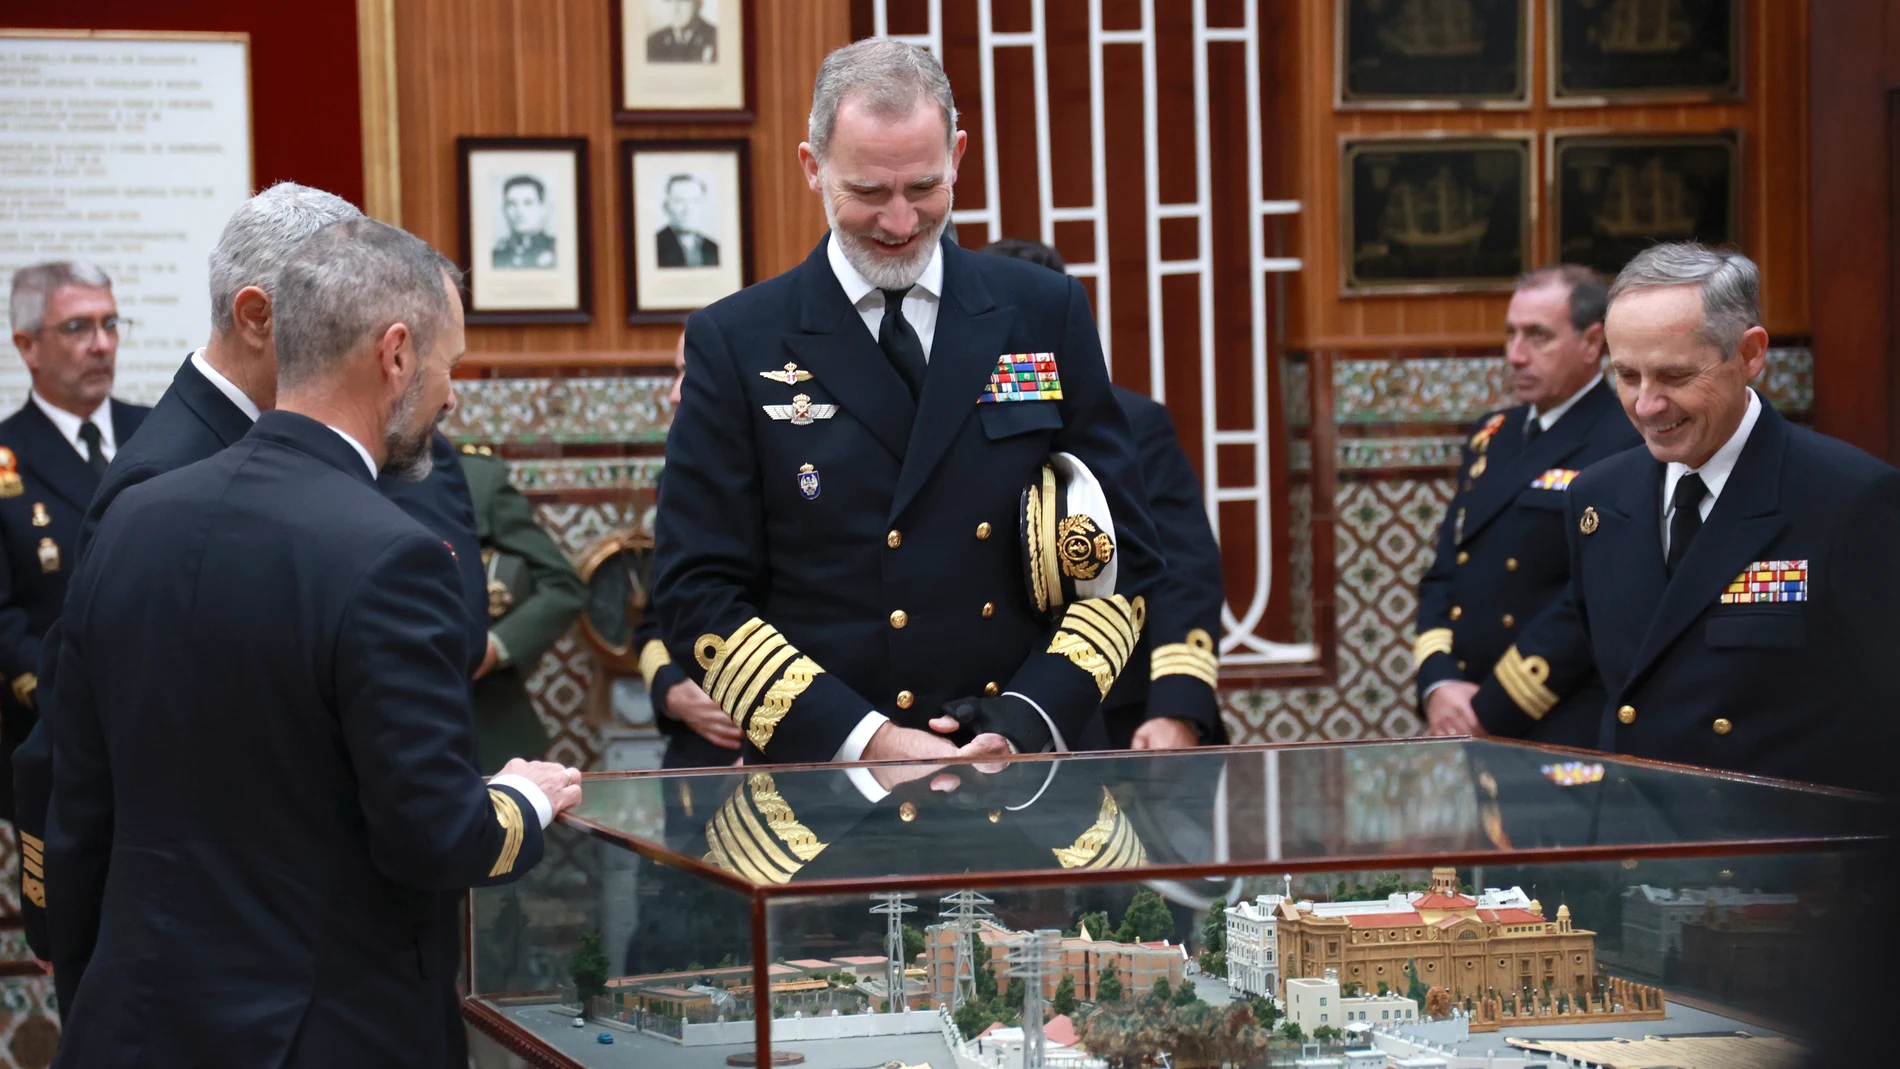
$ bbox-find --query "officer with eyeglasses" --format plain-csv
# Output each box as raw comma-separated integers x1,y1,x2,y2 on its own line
1,261,149,821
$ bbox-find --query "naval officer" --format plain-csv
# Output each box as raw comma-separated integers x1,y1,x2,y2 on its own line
1476,243,1900,791
1417,265,1640,747
652,39,1162,778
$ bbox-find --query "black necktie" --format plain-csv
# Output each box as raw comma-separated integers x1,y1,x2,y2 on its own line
1666,472,1707,575
878,287,927,402
1524,417,1543,446
78,420,107,478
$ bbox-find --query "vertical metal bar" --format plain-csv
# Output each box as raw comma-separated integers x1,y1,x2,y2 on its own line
1087,0,1114,371
752,895,771,1061
1031,0,1055,251
977,0,1004,239
1140,0,1164,401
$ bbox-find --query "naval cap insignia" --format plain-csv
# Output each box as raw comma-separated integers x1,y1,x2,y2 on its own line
761,362,813,386
1579,506,1600,535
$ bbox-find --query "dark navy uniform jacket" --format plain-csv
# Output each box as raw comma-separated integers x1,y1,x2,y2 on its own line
654,237,1162,765
1087,386,1227,749
45,412,542,1069
0,397,148,816
1416,379,1640,748
1474,399,1900,791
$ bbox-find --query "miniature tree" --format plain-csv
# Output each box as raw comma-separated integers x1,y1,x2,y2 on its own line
1279,1021,1304,1041
569,932,609,1015
1197,948,1226,978
1073,909,1112,940
1342,981,1363,997
1376,980,1390,996
1097,962,1124,1002
1149,977,1172,1005
973,934,998,1000
1425,985,1452,1019
1006,977,1025,1008
1172,979,1198,1007
902,923,926,964
1314,1025,1341,1042
1118,890,1174,943
1403,958,1429,1004
1250,996,1280,1030
1053,972,1079,1016
1202,896,1228,955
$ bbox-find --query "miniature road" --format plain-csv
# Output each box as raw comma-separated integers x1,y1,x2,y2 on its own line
1389,998,1789,1060
498,1004,960,1068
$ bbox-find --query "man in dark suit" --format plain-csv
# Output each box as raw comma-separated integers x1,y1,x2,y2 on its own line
978,239,1228,751
646,0,717,62
655,174,720,268
44,218,582,1067
0,261,149,826
1417,265,1641,748
1473,243,1900,791
13,183,363,962
654,39,1161,779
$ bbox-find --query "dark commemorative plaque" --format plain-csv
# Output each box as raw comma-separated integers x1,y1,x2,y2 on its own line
1341,0,1527,104
1553,0,1740,101
1343,137,1531,293
1554,134,1738,277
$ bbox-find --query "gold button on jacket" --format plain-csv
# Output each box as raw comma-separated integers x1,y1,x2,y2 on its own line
975,522,992,540
1449,606,1462,620
983,681,1000,696
886,530,902,549
981,602,995,618
1455,551,1469,565
1504,558,1519,571
889,609,908,629
1616,705,1636,725
1712,717,1732,735
896,690,915,709
1501,614,1515,629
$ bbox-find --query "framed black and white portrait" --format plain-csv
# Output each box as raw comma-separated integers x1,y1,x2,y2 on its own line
621,139,751,323
456,137,593,324
612,0,755,123
1340,133,1533,294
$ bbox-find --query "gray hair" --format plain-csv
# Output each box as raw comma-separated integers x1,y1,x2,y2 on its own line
9,261,112,335
808,38,958,162
208,181,363,335
273,218,462,392
1607,242,1761,358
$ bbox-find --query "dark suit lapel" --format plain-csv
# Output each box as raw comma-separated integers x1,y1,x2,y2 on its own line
1450,407,1529,544
108,398,149,444
1459,381,1622,545
1624,402,1790,686
248,410,381,488
890,244,1017,521
13,403,99,513
170,356,255,446
781,238,916,461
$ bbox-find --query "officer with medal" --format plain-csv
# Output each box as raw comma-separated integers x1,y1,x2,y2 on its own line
645,0,718,63
456,442,586,772
652,39,1162,781
491,175,557,270
0,262,149,820
1418,265,1639,748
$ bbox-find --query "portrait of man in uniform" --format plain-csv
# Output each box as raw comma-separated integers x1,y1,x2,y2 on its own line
491,174,557,271
655,173,720,269
647,0,717,63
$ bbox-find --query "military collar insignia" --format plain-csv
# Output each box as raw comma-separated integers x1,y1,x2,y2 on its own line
764,394,837,425
1469,413,1508,453
1579,506,1600,535
761,362,813,386
30,502,48,527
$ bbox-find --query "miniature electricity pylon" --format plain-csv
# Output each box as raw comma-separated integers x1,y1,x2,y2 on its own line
1004,928,1064,1069
937,890,996,1011
869,892,917,1013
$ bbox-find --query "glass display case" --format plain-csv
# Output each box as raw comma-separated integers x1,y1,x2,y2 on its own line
464,739,1883,1068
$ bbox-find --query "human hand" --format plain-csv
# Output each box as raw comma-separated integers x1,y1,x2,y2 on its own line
1131,717,1201,750
662,679,743,750
1423,681,1484,737
473,635,501,680
497,757,584,815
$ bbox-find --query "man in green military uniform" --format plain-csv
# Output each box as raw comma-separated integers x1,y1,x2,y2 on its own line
491,175,557,270
459,443,587,773
646,0,718,63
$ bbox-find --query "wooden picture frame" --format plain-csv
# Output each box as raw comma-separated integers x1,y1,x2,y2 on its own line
621,138,754,323
1551,131,1742,277
611,0,757,123
1340,133,1535,295
455,137,594,325
1336,0,1532,110
1549,0,1743,106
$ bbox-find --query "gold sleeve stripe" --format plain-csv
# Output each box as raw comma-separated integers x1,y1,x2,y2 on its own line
20,831,43,881
746,774,826,861
1052,787,1147,870
706,626,786,709
1491,645,1558,720
1046,595,1144,699
1025,480,1050,613
12,673,36,708
1068,600,1135,663
728,784,803,874
638,638,672,684
747,656,823,750
1151,630,1219,687
1062,610,1131,668
708,808,785,884
729,644,801,733
1038,466,1063,609
21,875,44,909
700,773,829,884
1413,627,1455,668
697,617,767,678
488,788,526,878
694,618,828,751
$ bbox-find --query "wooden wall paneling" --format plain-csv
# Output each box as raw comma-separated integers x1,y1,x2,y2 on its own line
391,0,845,369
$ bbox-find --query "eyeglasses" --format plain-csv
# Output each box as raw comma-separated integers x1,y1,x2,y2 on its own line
41,316,129,339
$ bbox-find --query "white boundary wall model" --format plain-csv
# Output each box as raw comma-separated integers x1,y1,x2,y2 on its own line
681,1007,944,1047
871,0,1314,666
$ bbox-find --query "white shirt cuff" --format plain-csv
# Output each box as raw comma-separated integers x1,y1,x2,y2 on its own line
837,711,892,804
489,773,555,829
1004,691,1067,753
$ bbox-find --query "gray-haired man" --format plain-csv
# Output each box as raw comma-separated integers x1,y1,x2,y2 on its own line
1475,242,1900,791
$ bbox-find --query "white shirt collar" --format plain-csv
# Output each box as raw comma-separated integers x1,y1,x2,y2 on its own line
1664,388,1762,515
1529,373,1601,433
825,231,944,309
29,391,114,460
325,426,379,479
190,348,262,422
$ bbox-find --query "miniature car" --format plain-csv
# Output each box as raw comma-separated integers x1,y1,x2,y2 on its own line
596,1032,614,1045
571,1017,585,1028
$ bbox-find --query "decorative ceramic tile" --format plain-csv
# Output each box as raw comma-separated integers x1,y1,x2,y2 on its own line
1334,357,1507,425
1757,347,1813,414
1288,438,1313,472
505,457,665,494
446,376,673,445
1337,436,1465,471
1281,358,1313,429
0,976,59,1068
1286,482,1314,645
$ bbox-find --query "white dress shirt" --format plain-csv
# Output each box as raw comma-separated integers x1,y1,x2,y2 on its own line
191,348,262,421
1661,388,1762,556
822,235,1062,793
827,234,943,359
30,392,116,464
1527,374,1601,434
323,420,554,829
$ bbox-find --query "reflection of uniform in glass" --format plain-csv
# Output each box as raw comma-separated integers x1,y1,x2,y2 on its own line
655,173,719,268
647,1,717,63
492,175,557,270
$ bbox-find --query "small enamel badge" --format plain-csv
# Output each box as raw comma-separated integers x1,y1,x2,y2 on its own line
37,537,58,573
30,502,49,528
765,393,837,425
797,463,821,500
1469,455,1487,480
760,362,813,386
1579,506,1600,535
0,448,21,500
1468,413,1507,454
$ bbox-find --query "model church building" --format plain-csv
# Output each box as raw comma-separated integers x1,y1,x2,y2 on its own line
1227,868,1597,1001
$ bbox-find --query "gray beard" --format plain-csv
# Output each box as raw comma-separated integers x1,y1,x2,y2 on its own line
824,185,949,291
382,370,436,483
